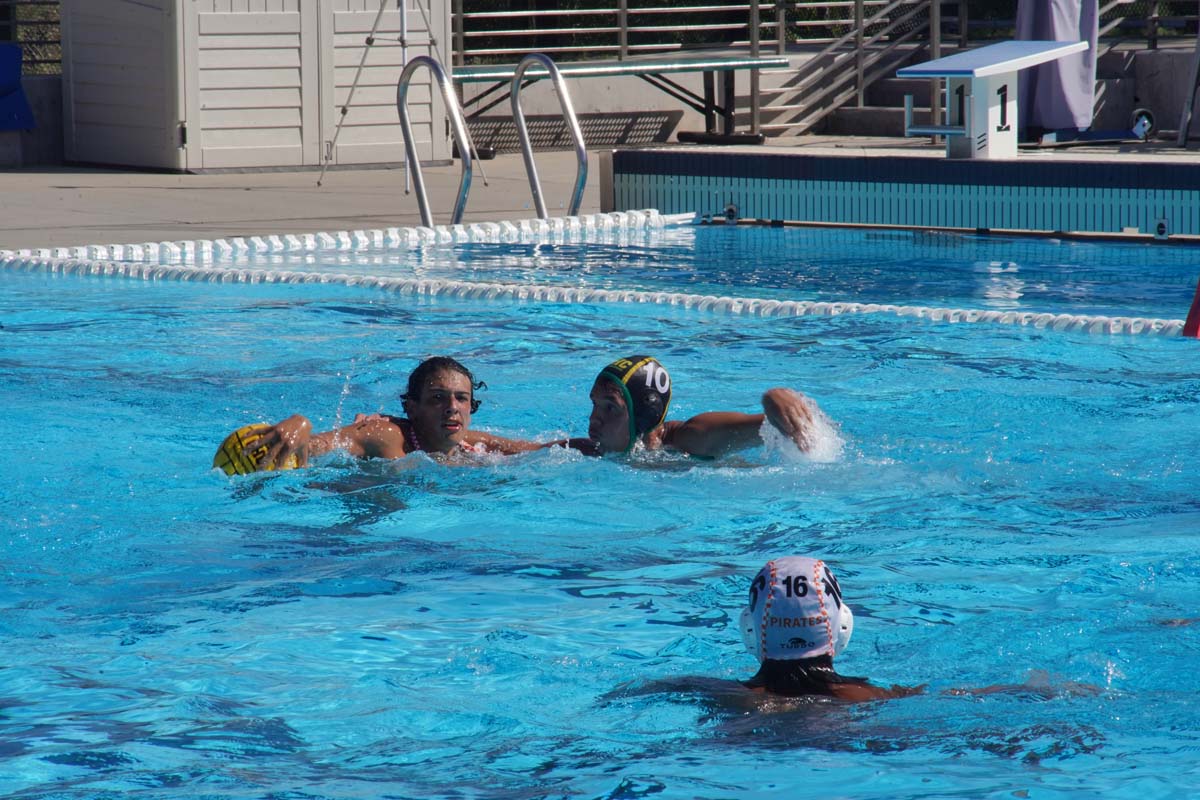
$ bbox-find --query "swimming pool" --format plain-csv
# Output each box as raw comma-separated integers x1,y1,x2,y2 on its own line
3,218,1200,798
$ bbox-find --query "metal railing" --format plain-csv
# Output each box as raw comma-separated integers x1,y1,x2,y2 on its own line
756,0,944,134
454,0,958,134
0,0,59,75
6,1,1198,140
453,1,1199,136
454,1,1199,66
3,2,1197,77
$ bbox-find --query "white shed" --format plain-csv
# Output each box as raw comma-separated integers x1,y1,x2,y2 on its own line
61,0,449,171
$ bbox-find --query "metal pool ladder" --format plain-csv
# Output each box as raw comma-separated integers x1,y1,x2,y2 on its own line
396,53,586,225
397,55,475,227
511,53,587,219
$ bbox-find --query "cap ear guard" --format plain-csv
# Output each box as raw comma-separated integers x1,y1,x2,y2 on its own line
740,570,769,661
740,606,759,659
834,603,854,656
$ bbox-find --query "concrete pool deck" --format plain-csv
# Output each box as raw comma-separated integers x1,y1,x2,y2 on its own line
0,149,605,251
3,134,1200,251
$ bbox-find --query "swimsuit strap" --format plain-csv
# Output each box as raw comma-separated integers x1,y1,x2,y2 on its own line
386,417,420,453
383,415,423,453
390,415,472,456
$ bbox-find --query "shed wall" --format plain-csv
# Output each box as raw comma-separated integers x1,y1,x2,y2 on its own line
62,0,449,170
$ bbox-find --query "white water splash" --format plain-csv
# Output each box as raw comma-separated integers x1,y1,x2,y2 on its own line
761,393,845,464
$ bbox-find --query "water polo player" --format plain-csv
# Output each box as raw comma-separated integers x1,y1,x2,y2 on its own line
609,555,1093,707
737,558,1101,701
582,355,828,458
740,556,919,701
602,555,919,707
213,356,538,474
587,356,673,454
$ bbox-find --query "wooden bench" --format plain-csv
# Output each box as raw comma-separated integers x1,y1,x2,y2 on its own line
897,40,1089,159
453,55,791,145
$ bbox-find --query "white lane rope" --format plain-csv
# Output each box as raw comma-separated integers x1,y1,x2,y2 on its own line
4,257,1184,336
0,210,1185,337
0,210,685,265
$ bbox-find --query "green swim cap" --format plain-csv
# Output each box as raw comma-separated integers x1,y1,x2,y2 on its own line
596,356,672,452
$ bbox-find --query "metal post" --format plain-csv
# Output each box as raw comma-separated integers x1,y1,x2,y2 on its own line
452,0,464,67
1148,1,1160,50
855,0,864,107
930,0,942,136
702,72,717,133
750,0,761,135
1176,23,1200,146
775,0,786,56
722,70,736,134
930,1,941,60
618,0,628,60
958,0,968,49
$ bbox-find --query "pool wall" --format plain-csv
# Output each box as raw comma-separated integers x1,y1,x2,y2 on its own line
606,149,1200,238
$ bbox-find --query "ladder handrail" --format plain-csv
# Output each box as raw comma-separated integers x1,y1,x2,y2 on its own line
510,53,587,219
397,55,473,227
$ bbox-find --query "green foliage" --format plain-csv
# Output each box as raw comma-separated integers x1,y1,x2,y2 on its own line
1,0,61,75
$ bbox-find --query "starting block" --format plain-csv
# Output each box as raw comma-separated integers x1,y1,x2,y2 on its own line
898,40,1089,160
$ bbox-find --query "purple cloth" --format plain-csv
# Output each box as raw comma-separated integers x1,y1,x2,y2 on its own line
1015,0,1097,133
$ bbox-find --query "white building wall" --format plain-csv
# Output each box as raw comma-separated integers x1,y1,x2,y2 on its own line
62,0,182,169
326,0,446,166
184,0,320,168
62,0,450,171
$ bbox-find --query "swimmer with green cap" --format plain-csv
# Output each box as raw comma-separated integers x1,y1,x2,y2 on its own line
586,356,673,455
579,355,824,457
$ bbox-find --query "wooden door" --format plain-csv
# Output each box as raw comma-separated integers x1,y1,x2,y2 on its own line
61,0,184,169
181,0,322,169
320,0,449,166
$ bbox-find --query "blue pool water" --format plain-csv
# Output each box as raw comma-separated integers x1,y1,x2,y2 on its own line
3,223,1200,798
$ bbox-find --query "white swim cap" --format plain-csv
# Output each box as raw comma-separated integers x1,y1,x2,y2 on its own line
739,556,854,662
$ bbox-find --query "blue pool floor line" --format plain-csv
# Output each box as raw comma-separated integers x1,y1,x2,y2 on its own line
0,208,1185,338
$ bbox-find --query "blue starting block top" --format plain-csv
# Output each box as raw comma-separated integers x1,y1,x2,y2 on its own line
0,43,36,131
897,40,1089,80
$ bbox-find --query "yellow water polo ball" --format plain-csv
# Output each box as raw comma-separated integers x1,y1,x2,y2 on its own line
212,423,300,476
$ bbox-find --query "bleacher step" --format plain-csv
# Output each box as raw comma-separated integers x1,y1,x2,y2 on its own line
820,106,913,137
